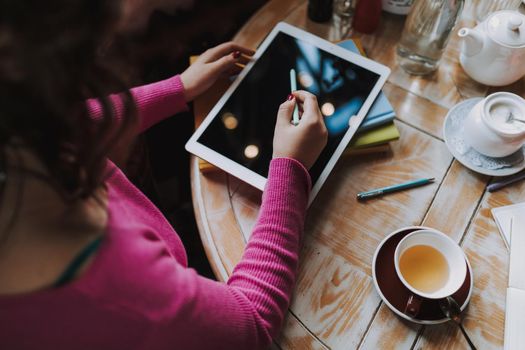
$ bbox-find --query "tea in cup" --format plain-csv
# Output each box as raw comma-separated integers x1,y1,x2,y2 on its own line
394,229,467,317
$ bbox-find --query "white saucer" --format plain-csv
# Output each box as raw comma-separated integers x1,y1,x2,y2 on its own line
443,98,525,177
372,226,474,325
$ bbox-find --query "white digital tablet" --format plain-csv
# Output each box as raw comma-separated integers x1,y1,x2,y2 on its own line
185,22,390,204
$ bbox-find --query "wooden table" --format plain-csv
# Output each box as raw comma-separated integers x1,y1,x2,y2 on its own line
190,1,525,348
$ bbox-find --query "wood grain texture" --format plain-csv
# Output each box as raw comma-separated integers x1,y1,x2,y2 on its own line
189,0,525,348
231,182,260,242
422,161,489,239
382,82,449,140
303,121,451,276
227,174,244,198
278,314,331,350
190,156,229,280
359,305,420,350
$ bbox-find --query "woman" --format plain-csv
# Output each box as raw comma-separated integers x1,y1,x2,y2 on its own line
0,1,327,349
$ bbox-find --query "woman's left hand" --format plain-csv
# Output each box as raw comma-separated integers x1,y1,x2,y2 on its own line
181,42,255,102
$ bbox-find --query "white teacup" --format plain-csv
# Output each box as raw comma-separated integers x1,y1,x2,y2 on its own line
394,229,467,317
463,92,525,158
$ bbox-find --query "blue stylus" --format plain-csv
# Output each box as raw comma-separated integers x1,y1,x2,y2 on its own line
290,69,299,125
357,178,435,200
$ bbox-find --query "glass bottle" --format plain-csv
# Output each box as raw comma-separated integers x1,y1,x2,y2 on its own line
396,0,464,75
333,0,355,39
334,0,355,17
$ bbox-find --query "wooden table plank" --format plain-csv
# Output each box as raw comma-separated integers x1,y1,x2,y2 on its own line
359,305,420,350
190,160,243,278
227,174,243,198
292,243,380,349
382,82,449,140
422,161,489,236
231,182,260,242
278,313,331,350
304,121,451,274
190,158,229,279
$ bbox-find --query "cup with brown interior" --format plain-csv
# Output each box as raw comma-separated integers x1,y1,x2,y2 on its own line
394,229,467,318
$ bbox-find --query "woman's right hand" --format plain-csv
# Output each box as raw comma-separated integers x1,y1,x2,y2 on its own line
272,90,328,169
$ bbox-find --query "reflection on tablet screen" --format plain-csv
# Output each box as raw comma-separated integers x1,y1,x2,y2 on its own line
197,32,380,183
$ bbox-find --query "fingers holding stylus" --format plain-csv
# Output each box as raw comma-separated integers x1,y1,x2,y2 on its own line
276,95,296,126
290,90,325,126
273,90,328,169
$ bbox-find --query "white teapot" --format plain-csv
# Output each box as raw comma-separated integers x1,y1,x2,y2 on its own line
458,10,525,86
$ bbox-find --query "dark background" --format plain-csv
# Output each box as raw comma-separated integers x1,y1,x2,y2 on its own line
116,0,268,278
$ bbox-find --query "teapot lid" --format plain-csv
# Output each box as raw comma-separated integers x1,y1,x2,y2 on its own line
486,10,525,47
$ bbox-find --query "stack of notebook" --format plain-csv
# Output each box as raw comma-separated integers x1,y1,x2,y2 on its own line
339,38,399,157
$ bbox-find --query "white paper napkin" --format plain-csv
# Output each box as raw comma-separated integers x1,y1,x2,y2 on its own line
504,215,525,350
492,202,525,249
509,216,525,291
505,288,525,350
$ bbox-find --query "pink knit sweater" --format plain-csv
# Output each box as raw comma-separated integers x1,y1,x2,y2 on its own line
0,75,311,350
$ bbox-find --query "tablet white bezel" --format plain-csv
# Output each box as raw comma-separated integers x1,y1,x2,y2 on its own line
185,22,391,205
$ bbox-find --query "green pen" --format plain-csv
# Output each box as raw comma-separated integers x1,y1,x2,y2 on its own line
357,178,435,200
290,68,299,126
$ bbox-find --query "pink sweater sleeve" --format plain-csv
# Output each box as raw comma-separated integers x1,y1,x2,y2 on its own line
145,158,311,349
86,75,188,133
226,158,311,340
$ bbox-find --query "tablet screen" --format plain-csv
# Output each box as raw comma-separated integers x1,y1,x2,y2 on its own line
197,32,380,183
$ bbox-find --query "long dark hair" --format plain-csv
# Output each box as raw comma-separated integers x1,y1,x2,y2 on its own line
0,0,137,201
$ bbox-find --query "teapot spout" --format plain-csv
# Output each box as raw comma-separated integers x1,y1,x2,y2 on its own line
458,28,484,57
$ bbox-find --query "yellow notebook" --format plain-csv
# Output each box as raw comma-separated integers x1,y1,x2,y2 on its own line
349,122,400,149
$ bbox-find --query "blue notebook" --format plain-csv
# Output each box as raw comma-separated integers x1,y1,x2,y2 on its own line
337,40,396,132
